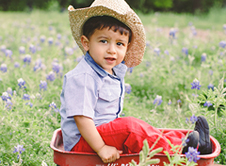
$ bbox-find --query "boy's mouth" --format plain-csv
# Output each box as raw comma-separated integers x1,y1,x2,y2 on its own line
105,57,116,64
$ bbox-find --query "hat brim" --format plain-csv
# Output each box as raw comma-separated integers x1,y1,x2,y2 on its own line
69,5,146,68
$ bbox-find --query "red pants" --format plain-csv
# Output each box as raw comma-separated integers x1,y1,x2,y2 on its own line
71,117,185,154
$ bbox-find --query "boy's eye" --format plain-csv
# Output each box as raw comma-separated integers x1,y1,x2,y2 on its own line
100,40,107,43
117,42,125,46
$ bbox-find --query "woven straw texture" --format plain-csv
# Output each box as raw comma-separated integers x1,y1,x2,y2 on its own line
68,0,146,67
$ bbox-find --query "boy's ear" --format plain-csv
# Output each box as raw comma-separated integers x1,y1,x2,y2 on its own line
81,35,90,51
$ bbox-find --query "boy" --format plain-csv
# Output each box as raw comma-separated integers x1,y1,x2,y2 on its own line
60,0,212,164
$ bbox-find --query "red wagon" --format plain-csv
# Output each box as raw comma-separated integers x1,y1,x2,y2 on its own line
50,128,221,166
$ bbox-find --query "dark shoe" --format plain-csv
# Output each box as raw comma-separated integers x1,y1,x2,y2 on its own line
194,116,212,154
182,131,199,154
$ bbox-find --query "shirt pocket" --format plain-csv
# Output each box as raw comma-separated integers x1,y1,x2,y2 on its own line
98,87,120,102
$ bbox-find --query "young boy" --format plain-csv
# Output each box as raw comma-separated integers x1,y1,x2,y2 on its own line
60,0,212,164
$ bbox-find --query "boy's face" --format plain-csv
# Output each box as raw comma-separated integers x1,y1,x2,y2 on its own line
81,27,129,74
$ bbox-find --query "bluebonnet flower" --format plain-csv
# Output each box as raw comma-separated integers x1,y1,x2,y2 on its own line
29,44,36,54
40,35,46,43
153,95,162,106
46,71,55,81
182,47,189,55
14,62,20,68
57,33,62,40
154,48,160,55
49,101,59,112
49,26,53,31
22,94,30,100
39,80,47,91
185,147,200,163
223,24,226,30
127,67,134,74
169,28,176,38
168,100,172,105
7,87,13,96
26,102,33,108
201,53,207,62
13,145,25,159
190,26,197,36
204,101,212,107
188,22,193,26
191,79,201,90
125,83,131,94
23,54,32,64
1,92,11,101
48,37,54,45
5,99,13,110
18,78,26,89
164,50,169,55
182,136,190,147
208,83,214,91
52,62,61,73
33,59,42,71
5,49,13,57
177,99,181,103
65,47,74,56
0,45,6,52
190,115,198,124
219,41,226,48
19,46,26,54
0,64,7,73
36,93,42,100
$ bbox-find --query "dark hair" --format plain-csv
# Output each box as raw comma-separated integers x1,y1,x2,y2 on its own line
82,16,132,43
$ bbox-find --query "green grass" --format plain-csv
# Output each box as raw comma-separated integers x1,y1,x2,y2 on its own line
0,7,226,165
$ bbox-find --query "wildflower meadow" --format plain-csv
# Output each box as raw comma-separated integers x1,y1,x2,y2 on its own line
0,7,226,165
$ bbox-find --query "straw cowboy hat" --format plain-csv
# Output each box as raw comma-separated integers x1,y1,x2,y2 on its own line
68,0,146,68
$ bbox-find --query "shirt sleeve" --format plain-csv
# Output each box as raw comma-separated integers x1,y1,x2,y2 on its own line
63,73,98,118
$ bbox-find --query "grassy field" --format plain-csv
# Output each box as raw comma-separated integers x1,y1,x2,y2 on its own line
0,7,226,165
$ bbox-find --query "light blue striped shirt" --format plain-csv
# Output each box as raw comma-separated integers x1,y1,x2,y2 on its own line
60,52,127,151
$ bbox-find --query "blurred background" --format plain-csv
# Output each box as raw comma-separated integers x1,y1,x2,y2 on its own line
0,0,226,14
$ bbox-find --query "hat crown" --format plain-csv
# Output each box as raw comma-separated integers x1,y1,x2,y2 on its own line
91,0,132,14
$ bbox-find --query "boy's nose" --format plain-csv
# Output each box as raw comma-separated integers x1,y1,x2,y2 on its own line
107,44,116,54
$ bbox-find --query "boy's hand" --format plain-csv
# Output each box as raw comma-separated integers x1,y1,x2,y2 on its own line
97,145,123,163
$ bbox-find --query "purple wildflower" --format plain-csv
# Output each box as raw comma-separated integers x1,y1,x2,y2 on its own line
219,41,226,48
153,95,162,106
7,87,13,96
22,94,30,100
190,115,198,124
25,102,33,108
169,28,176,38
177,99,181,103
223,24,226,30
39,80,47,91
46,71,55,81
164,50,169,55
182,47,189,55
208,83,214,91
5,49,13,57
57,33,62,40
1,92,11,101
125,83,132,94
18,78,26,89
65,47,74,56
5,99,13,110
154,48,160,55
127,67,134,74
0,64,7,73
49,101,59,112
29,44,36,54
48,37,54,45
14,62,20,68
40,35,46,43
204,101,213,107
23,54,32,64
19,46,26,54
168,100,172,105
201,53,207,62
0,45,6,52
191,79,201,90
185,147,200,163
52,62,61,73
13,145,25,154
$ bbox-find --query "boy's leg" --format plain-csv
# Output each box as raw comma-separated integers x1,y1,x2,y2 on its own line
72,116,185,153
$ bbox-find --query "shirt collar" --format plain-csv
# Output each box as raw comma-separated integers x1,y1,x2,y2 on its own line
84,52,127,80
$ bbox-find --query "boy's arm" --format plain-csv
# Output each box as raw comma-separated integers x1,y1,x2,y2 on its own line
74,116,122,163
